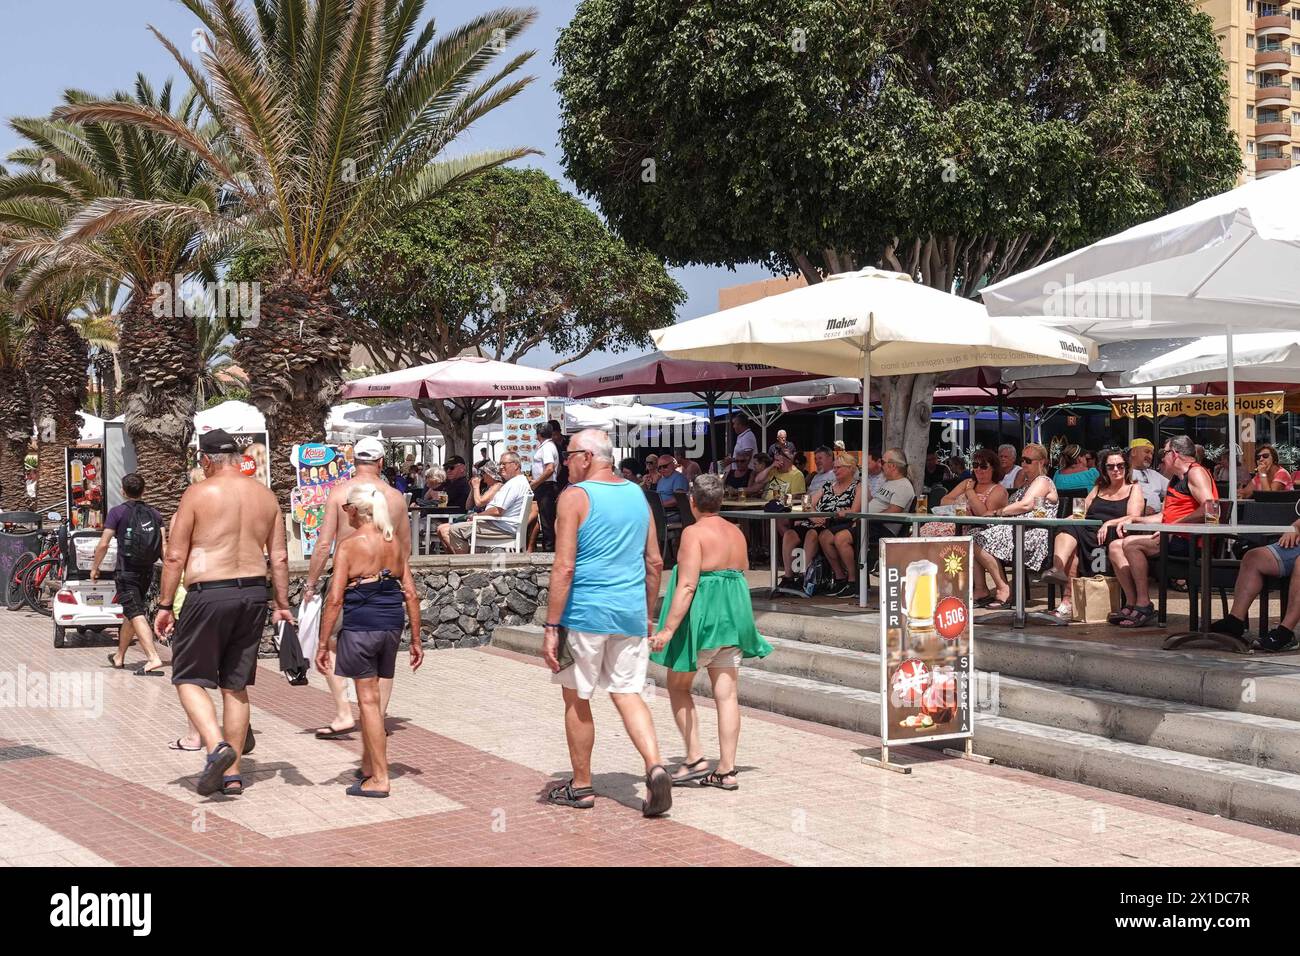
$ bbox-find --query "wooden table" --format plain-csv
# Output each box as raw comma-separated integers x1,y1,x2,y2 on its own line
1127,521,1296,654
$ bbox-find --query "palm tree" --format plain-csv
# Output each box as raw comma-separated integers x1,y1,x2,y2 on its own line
195,313,238,406
1,78,221,514
19,291,88,511
72,279,122,418
59,0,540,502
0,285,32,510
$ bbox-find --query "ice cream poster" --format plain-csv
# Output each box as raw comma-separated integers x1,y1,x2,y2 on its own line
879,536,974,746
290,443,355,556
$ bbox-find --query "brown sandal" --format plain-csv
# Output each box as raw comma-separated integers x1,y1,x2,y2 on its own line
699,768,739,791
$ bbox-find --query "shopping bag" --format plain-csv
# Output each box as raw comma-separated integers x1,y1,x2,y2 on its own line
297,593,322,661
274,620,310,686
1071,575,1120,624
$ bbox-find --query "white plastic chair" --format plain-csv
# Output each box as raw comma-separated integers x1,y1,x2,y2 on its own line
470,490,533,554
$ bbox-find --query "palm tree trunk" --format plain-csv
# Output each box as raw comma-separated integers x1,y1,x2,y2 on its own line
235,273,352,507
118,291,198,519
95,350,118,419
0,366,32,510
23,314,87,510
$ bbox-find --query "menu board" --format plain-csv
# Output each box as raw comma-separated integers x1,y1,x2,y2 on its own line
65,447,105,531
289,443,355,556
879,536,974,746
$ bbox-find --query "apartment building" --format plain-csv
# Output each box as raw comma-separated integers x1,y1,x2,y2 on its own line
1202,0,1300,179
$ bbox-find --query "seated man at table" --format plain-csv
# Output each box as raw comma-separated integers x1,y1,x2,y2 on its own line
655,455,690,512
1107,435,1217,630
439,452,530,553
1210,519,1300,652
439,456,470,510
723,448,755,492
807,445,836,497
866,448,916,552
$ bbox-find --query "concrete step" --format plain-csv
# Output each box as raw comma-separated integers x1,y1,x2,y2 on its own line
491,624,1300,833
752,609,1300,724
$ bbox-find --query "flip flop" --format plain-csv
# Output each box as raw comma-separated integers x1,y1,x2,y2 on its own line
973,595,996,608
346,778,389,798
642,764,673,818
106,654,126,669
672,756,710,787
168,738,202,752
196,742,237,796
982,598,1013,611
133,664,166,676
314,724,357,739
221,774,244,796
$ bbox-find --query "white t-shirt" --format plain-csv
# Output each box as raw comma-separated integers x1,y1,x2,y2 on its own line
1131,467,1168,513
732,429,758,459
1000,465,1021,489
532,439,559,482
867,470,885,497
808,469,835,495
869,477,915,515
484,474,530,534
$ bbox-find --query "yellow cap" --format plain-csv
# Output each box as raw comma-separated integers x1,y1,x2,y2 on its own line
1129,438,1154,450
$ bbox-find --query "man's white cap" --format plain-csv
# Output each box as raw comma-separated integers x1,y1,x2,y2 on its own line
354,436,386,462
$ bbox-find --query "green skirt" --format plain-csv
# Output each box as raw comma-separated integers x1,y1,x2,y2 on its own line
651,568,773,673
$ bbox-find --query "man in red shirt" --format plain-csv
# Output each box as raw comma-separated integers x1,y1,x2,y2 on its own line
1107,435,1216,629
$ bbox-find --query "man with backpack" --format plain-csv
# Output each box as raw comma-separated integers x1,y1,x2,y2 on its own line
91,472,166,675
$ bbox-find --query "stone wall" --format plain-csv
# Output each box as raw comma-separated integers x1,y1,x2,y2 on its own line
267,553,554,655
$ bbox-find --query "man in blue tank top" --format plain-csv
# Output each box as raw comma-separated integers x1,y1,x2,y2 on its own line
541,429,673,817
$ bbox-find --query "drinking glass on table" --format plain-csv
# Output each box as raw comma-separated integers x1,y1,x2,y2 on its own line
1204,499,1220,525
1071,498,1086,519
953,496,968,517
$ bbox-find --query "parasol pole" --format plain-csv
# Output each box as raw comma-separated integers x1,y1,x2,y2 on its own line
1227,329,1238,524
859,325,872,609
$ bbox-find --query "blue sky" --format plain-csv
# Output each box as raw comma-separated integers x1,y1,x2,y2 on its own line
0,0,773,371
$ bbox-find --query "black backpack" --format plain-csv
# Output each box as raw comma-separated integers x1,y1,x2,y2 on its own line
119,501,163,569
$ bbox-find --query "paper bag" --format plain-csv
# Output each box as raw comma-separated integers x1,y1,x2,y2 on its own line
1071,575,1120,624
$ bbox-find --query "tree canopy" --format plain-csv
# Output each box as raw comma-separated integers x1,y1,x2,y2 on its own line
333,166,684,452
555,0,1241,292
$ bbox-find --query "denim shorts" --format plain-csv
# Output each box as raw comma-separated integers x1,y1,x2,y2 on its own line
1267,543,1300,577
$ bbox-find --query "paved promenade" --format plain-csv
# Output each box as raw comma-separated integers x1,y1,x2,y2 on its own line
1,611,1299,866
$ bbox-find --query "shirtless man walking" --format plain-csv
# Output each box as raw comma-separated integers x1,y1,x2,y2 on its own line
154,429,293,797
302,436,411,738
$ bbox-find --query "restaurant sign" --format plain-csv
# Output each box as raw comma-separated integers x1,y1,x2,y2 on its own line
1110,392,1284,420
878,536,974,748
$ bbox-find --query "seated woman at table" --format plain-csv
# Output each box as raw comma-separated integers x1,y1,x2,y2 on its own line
722,448,755,493
972,443,1058,610
619,457,644,483
743,453,773,497
781,452,863,597
640,454,660,492
1040,447,1143,622
1239,444,1292,499
420,465,446,502
920,448,1007,537
1051,444,1099,495
467,462,504,512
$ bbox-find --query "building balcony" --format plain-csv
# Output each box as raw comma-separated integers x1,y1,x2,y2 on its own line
1256,155,1292,174
1256,85,1294,106
1255,14,1294,38
1255,120,1294,142
1256,48,1293,71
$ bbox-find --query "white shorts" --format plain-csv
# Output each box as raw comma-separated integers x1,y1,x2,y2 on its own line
695,645,742,670
552,629,649,699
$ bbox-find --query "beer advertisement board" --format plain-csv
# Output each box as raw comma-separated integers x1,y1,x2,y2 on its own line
879,536,974,746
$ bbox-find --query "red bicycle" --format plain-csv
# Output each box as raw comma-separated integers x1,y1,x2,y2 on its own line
5,529,60,613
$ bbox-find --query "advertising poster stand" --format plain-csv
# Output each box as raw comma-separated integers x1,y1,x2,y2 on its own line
862,536,991,774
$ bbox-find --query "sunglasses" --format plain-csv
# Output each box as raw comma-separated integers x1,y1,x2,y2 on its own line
562,450,592,462
1020,457,1040,465
1257,453,1272,461
658,464,674,472
1105,462,1127,471
973,462,992,470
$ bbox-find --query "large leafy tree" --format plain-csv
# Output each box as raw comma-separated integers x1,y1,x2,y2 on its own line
79,0,542,502
2,78,219,514
555,0,1241,482
334,167,683,455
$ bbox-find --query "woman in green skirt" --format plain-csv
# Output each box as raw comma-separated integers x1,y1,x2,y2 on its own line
650,474,772,791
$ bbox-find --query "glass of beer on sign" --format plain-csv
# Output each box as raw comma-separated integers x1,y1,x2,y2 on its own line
904,559,939,633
